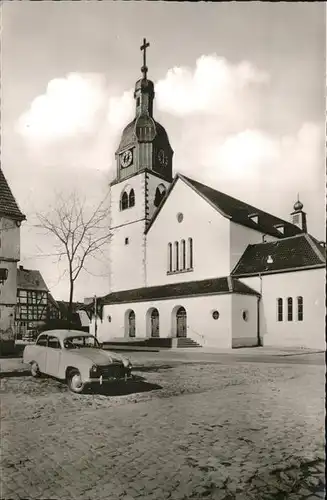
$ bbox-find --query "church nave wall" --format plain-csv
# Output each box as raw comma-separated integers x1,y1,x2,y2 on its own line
92,294,233,349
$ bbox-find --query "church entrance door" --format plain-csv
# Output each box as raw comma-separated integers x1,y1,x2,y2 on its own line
150,309,160,337
176,307,187,337
128,311,136,337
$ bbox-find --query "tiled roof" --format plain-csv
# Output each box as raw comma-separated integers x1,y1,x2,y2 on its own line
181,175,302,238
17,267,49,291
0,168,25,220
231,233,326,277
98,277,259,306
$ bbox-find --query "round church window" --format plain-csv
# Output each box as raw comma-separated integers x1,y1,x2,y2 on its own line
212,311,220,320
242,310,249,322
177,212,184,223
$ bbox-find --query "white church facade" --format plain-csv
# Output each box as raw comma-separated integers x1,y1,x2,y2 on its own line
89,40,325,350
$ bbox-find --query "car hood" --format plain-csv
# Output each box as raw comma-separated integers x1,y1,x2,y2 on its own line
68,348,129,366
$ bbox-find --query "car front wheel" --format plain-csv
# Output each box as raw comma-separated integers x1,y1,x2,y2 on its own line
67,369,85,394
31,361,41,378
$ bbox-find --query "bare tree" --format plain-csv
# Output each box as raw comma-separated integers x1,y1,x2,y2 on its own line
37,192,111,325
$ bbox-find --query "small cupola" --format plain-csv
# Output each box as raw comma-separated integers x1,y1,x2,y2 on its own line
290,195,307,232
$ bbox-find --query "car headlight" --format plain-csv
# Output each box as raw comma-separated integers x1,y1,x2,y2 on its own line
90,365,99,374
122,357,132,368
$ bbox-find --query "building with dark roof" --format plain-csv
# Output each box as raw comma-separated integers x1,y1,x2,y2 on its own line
231,233,325,277
15,266,54,340
85,40,325,350
0,168,26,341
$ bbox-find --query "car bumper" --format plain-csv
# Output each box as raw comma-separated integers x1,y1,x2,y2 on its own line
86,374,132,385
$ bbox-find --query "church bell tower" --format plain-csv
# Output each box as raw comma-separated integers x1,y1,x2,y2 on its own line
108,39,174,293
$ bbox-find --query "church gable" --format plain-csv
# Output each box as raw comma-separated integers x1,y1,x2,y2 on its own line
146,176,231,286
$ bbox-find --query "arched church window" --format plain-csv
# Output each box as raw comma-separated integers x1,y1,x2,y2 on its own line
121,191,129,211
287,297,293,322
297,296,303,321
154,184,166,208
168,243,172,273
277,298,283,322
181,240,186,270
128,310,136,337
129,189,135,207
188,238,193,269
174,241,179,271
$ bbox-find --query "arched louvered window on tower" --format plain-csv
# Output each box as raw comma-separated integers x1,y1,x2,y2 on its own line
180,239,186,270
154,184,167,208
121,191,129,211
188,238,193,269
174,241,179,272
129,189,135,207
167,243,172,273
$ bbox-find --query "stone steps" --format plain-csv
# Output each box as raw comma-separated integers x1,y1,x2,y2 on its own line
176,337,202,348
102,336,202,349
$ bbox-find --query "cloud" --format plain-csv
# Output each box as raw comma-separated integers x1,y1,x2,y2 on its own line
107,90,134,132
176,121,324,228
202,129,280,179
155,55,269,118
17,73,107,141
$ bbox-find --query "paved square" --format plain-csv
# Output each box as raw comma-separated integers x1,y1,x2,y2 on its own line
1,352,325,499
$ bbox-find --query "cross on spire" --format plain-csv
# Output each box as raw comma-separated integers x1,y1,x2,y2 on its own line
140,38,150,80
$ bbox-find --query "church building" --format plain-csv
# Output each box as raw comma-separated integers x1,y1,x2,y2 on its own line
89,40,325,350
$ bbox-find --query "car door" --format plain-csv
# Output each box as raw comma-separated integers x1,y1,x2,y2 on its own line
34,334,48,372
45,336,62,378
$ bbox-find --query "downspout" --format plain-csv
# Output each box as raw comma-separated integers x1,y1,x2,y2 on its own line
94,295,98,339
257,273,262,347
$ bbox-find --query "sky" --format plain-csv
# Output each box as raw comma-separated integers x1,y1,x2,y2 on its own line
1,2,325,301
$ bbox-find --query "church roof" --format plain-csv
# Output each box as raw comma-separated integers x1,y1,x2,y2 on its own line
181,175,302,238
99,277,260,305
0,168,25,221
231,233,326,277
117,117,171,152
145,174,303,238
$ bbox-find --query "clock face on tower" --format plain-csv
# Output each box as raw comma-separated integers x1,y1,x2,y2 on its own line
120,149,133,168
157,149,168,167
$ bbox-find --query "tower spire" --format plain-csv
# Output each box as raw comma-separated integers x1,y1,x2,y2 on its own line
140,38,150,80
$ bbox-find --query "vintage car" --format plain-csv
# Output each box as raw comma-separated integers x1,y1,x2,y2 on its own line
23,329,132,393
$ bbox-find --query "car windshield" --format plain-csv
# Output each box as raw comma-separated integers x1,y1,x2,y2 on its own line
63,335,100,349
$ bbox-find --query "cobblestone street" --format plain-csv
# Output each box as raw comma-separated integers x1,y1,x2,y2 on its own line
1,353,325,500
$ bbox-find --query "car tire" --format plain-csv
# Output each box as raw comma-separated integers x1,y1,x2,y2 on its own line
67,369,85,394
31,361,41,378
